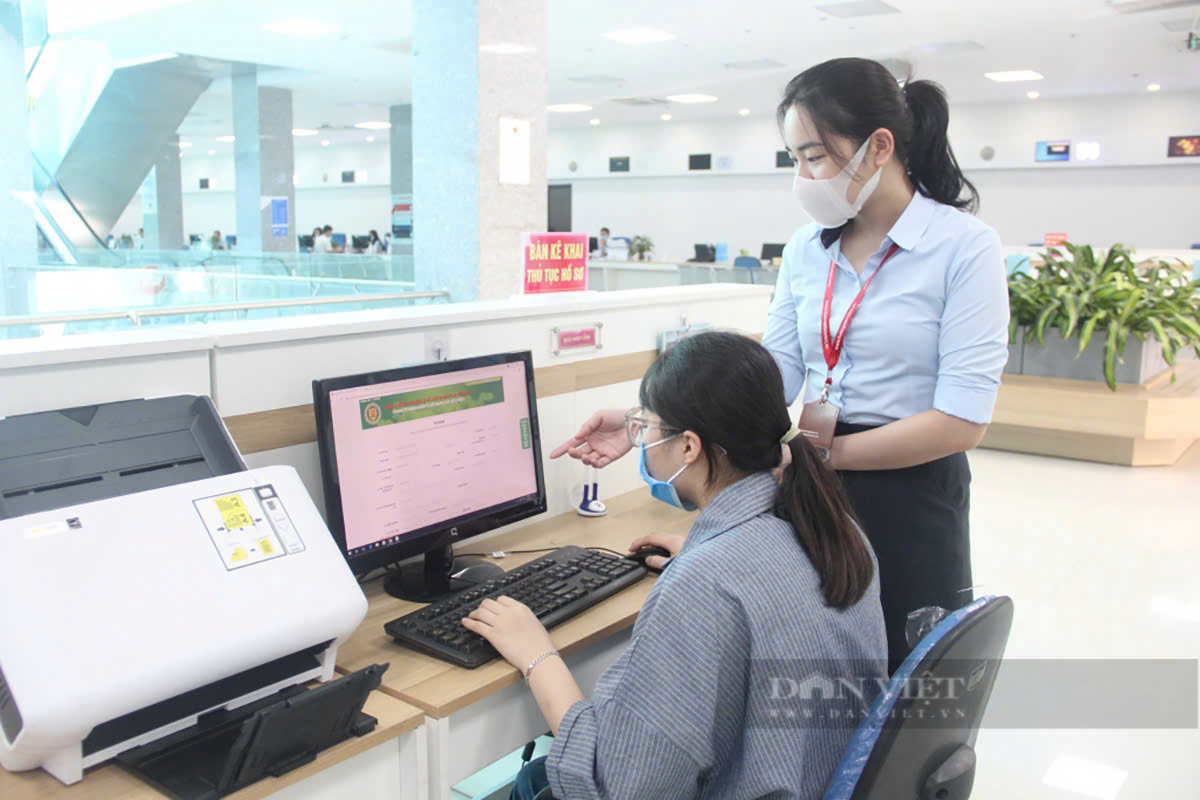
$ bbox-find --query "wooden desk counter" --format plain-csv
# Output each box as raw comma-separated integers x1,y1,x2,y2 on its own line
0,690,424,800
335,489,695,718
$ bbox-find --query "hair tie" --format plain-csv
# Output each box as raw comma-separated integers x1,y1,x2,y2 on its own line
780,423,801,445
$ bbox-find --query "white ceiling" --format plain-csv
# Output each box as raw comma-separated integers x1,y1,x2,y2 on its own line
49,0,1200,149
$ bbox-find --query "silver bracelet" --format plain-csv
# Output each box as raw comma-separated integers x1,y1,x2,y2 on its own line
523,648,560,680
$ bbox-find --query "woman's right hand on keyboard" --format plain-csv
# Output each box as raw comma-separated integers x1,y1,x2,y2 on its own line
549,408,632,468
627,533,686,570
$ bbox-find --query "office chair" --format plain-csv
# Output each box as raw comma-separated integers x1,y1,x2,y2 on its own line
823,595,1014,800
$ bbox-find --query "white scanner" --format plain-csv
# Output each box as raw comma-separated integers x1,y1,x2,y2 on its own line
0,465,367,785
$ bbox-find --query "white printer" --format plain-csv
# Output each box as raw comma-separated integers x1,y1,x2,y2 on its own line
0,464,367,786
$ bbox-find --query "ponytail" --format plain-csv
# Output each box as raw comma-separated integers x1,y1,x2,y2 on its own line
779,437,874,609
902,79,979,213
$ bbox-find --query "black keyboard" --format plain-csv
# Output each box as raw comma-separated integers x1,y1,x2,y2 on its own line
383,546,648,668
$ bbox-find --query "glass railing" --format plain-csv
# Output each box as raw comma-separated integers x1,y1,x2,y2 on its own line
0,262,443,340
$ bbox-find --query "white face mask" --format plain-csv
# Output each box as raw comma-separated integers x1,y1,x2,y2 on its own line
791,138,883,229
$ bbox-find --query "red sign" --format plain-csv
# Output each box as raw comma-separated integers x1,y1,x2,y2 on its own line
1044,233,1068,247
557,328,598,351
523,233,588,294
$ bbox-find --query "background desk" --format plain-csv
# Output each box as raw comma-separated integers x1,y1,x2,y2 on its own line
589,260,778,291
0,690,426,799
336,488,695,800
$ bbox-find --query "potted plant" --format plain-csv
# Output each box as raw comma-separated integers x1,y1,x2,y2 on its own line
630,235,654,262
1007,243,1200,390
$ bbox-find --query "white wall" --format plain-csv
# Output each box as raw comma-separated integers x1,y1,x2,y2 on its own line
550,91,1200,260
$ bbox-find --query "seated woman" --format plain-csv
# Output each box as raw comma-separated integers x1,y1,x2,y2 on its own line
464,331,887,800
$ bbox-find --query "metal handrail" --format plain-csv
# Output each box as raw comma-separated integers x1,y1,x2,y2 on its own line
0,291,449,328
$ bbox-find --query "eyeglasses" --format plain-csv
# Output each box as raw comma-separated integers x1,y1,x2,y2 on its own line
625,407,677,448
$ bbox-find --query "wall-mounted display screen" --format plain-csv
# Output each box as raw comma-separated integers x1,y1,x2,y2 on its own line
608,156,630,172
776,150,794,168
1167,136,1200,158
1035,141,1071,162
689,153,712,170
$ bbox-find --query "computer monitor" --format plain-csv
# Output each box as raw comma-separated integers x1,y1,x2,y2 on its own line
588,236,598,253
312,351,547,601
226,235,237,248
761,243,785,261
331,232,347,248
693,244,716,263
299,234,315,249
352,235,370,251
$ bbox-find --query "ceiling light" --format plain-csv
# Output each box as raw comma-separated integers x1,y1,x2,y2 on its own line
353,121,391,130
480,43,536,55
660,113,672,121
178,141,192,148
1042,755,1127,800
815,0,900,18
985,70,1044,82
589,118,600,126
207,149,216,155
547,103,593,113
666,93,718,104
113,52,177,69
366,135,376,142
1146,83,1161,92
602,28,676,45
292,128,319,136
1027,90,1040,99
320,139,331,147
738,108,751,116
262,18,339,38
215,135,235,143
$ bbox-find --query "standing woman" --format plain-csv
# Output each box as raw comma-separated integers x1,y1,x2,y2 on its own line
765,57,1009,671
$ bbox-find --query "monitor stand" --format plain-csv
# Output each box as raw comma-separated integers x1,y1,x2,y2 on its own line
383,544,505,603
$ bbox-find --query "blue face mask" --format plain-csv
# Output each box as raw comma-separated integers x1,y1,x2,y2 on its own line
639,434,697,512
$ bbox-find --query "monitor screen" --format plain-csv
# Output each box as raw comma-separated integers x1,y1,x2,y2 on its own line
313,352,545,572
761,243,786,261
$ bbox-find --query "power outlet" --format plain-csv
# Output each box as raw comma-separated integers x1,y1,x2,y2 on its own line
424,332,449,362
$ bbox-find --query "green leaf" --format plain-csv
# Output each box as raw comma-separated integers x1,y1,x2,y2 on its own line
1062,295,1080,339
1171,313,1200,341
1035,301,1061,346
1104,324,1119,391
1077,312,1106,356
1008,316,1020,345
1147,317,1175,367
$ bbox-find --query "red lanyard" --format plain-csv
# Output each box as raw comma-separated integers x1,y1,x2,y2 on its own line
820,243,900,390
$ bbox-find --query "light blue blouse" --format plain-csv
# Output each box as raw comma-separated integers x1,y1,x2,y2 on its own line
763,191,1010,425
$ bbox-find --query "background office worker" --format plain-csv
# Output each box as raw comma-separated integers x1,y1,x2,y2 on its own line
470,332,886,800
552,58,1009,672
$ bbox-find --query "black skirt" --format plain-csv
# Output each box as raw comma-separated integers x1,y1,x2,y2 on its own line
835,421,973,674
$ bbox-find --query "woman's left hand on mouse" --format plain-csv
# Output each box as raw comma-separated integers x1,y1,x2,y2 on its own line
463,597,555,669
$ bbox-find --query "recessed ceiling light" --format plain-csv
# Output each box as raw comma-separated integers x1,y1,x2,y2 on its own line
660,113,672,121
1027,90,1040,99
114,52,177,69
178,141,192,148
366,135,376,142
1146,83,1161,92
602,28,676,45
262,18,339,38
354,121,391,130
480,43,536,55
985,70,1044,82
207,149,216,155
292,128,319,137
666,93,718,104
1042,755,1127,800
320,139,331,147
547,103,593,113
215,135,235,143
738,108,751,116
589,118,600,126
815,0,900,18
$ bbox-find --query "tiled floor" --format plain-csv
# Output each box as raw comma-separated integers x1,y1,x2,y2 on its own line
968,444,1200,799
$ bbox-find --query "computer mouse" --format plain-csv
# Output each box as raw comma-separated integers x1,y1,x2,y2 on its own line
626,545,672,574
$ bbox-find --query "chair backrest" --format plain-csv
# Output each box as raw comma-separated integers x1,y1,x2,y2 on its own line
734,255,761,269
823,595,1014,800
